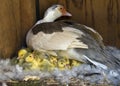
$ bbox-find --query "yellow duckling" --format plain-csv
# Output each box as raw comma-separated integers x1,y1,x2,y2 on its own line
71,59,83,67
48,56,58,67
33,50,57,71
65,57,71,69
25,53,34,62
56,50,71,69
57,59,66,70
18,48,32,59
25,53,40,70
18,48,28,59
57,58,70,70
39,59,55,72
17,49,30,65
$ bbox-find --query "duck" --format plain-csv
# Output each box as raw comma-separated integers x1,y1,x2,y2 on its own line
26,4,72,51
26,4,120,70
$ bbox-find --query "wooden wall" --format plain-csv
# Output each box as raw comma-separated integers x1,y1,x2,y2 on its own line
0,0,120,58
0,0,36,58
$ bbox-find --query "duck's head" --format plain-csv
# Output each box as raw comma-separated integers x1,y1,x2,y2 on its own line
18,49,28,59
43,4,72,22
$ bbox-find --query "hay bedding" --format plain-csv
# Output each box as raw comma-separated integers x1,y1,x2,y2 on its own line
0,46,120,86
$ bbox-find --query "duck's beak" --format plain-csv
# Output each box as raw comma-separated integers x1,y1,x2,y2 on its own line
61,8,72,16
17,57,20,59
63,11,72,16
64,12,72,16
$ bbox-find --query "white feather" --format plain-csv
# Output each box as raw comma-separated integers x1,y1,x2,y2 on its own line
83,25,103,40
27,27,88,51
83,55,108,70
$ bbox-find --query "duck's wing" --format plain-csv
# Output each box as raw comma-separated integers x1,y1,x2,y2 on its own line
26,21,90,51
58,20,105,49
55,20,120,69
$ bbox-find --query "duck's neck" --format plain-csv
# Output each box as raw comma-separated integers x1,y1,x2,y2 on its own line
35,18,54,25
35,15,57,25
44,15,57,22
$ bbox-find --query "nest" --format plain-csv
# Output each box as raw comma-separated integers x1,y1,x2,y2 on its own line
0,47,120,86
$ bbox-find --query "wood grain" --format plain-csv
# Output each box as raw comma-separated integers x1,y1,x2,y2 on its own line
0,0,20,58
0,0,36,58
20,0,36,46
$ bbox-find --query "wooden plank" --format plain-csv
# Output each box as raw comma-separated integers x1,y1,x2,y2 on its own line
20,0,36,46
0,0,36,58
0,0,21,58
116,0,120,48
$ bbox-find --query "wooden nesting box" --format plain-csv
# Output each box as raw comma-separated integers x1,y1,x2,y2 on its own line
0,0,120,58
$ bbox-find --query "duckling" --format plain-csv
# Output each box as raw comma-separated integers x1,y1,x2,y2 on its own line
18,48,28,59
25,53,34,62
65,57,71,69
57,57,71,70
57,59,66,70
17,49,29,65
71,59,82,67
24,53,40,70
39,59,55,72
48,56,58,67
56,50,71,69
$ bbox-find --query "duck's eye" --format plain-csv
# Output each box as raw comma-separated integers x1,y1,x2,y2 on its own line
21,54,24,56
29,54,33,58
60,7,62,9
59,7,63,10
29,55,32,57
61,62,63,64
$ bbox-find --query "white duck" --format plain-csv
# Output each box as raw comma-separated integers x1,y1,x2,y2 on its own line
26,4,120,70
